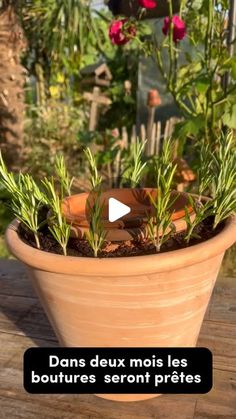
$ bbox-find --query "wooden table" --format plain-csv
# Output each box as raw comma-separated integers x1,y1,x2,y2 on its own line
0,253,236,418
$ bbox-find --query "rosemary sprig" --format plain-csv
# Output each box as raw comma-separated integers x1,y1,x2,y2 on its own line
147,138,177,252
197,140,213,202
55,154,74,198
86,192,106,258
84,147,102,189
84,148,106,257
42,177,70,256
184,195,213,243
0,152,45,249
211,131,236,228
127,140,147,187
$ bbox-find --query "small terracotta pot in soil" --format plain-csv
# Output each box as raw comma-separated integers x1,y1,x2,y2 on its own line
5,213,236,402
62,189,195,241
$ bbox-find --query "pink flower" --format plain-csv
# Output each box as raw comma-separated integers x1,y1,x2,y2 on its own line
138,0,157,8
111,129,120,138
162,15,186,42
109,19,136,45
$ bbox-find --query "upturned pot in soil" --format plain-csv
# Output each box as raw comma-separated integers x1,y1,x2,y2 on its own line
5,211,236,402
62,188,195,242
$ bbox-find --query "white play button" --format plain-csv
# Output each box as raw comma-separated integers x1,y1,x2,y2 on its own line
108,198,131,223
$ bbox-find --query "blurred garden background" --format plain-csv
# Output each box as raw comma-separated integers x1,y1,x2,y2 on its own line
0,0,236,262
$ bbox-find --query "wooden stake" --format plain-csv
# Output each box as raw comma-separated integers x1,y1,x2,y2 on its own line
83,86,112,131
156,121,161,155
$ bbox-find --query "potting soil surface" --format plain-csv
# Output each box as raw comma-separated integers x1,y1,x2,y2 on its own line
19,217,224,258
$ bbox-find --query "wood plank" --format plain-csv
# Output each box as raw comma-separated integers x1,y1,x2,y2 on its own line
194,369,236,418
0,397,81,419
0,333,196,419
0,332,57,370
0,295,56,342
208,277,236,323
0,331,230,419
198,321,236,372
0,260,32,298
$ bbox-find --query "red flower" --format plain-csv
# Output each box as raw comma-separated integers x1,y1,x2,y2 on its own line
109,19,136,45
138,0,157,8
162,15,186,42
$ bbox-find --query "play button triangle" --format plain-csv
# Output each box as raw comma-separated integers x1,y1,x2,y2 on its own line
108,198,131,223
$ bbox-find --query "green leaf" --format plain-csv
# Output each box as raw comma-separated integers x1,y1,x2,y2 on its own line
222,103,236,129
231,61,236,81
175,115,205,138
195,75,210,94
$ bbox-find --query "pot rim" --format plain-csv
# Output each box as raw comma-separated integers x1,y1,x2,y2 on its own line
5,215,236,277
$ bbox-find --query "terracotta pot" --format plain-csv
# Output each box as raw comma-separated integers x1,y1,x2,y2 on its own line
62,189,195,241
108,0,180,19
5,215,236,402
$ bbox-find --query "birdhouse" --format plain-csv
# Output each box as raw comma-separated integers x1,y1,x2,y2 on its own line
81,62,112,87
107,0,180,19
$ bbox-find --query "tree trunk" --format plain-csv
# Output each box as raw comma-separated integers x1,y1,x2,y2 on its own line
0,5,26,169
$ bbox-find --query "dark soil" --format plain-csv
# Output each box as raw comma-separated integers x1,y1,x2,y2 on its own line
18,217,224,258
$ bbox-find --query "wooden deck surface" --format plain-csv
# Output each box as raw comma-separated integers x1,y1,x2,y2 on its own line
0,249,236,419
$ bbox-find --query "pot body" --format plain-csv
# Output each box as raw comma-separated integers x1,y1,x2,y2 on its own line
6,216,236,402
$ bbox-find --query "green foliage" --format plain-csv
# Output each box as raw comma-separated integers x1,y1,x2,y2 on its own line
98,47,138,133
147,139,177,252
124,140,147,187
185,130,236,242
211,131,236,228
55,155,74,198
42,177,70,256
86,192,106,258
84,147,106,257
24,101,85,178
84,147,103,189
197,140,213,199
21,0,96,76
151,0,236,141
184,196,213,243
0,152,45,249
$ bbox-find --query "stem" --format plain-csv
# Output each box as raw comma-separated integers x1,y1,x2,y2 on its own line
155,224,160,253
205,0,215,140
62,244,67,256
34,232,40,250
167,0,174,92
185,225,193,244
155,39,195,117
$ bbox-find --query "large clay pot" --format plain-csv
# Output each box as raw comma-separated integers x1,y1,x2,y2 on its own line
108,0,180,19
5,213,236,402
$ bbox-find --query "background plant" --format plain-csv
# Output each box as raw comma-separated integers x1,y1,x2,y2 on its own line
154,0,236,143
109,1,236,149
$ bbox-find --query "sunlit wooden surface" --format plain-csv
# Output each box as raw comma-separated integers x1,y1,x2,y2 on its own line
0,246,235,418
